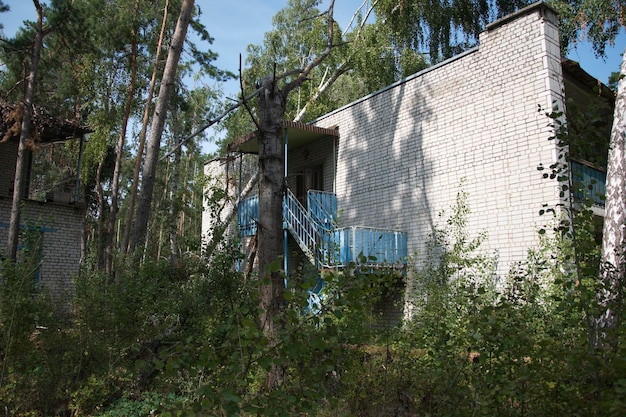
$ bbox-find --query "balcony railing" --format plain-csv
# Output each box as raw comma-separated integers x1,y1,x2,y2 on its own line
571,160,606,207
321,226,407,269
238,189,407,271
238,195,259,236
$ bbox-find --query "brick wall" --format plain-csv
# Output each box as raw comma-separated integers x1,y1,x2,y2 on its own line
285,136,337,193
202,154,258,247
312,3,565,277
0,198,84,306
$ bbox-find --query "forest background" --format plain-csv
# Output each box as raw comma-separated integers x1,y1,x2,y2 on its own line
0,0,625,416
2,0,624,155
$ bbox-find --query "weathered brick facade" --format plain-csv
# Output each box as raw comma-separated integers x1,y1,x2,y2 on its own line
1,135,85,308
0,198,84,304
312,3,566,275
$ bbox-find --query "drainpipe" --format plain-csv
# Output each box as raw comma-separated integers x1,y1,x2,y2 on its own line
283,128,289,280
238,152,243,272
333,135,336,193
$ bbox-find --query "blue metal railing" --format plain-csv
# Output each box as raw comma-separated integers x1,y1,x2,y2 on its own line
238,189,408,270
325,226,407,269
238,195,258,236
307,190,337,228
571,160,606,207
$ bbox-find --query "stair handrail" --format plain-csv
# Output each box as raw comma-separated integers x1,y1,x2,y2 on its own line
283,189,324,264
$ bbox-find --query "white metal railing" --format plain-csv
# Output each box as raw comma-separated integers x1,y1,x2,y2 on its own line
283,188,324,263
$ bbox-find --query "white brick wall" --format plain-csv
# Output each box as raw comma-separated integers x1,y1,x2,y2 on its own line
202,154,257,247
312,3,565,276
202,4,569,286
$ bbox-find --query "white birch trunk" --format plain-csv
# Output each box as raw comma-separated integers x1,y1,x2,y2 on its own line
597,48,626,347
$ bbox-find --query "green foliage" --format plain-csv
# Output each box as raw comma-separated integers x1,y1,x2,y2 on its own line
317,187,624,416
374,0,531,62
2,186,625,416
0,229,78,416
152,260,398,416
550,0,625,57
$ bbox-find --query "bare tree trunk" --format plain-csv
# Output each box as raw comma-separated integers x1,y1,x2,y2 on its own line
155,155,171,260
105,0,141,274
178,156,190,248
256,74,288,388
168,120,182,273
122,0,169,254
252,1,337,388
7,0,45,261
131,0,194,254
596,48,626,348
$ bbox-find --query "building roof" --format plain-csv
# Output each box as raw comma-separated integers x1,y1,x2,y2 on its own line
562,58,615,103
227,120,339,154
0,98,91,148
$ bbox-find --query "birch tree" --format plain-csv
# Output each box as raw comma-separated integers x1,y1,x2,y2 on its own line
596,51,626,347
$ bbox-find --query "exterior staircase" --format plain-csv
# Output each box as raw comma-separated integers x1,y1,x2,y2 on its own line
238,189,407,272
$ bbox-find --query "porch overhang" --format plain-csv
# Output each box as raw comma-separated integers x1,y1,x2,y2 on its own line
227,120,339,154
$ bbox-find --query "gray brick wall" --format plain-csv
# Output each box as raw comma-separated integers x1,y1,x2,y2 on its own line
0,198,84,307
312,3,565,277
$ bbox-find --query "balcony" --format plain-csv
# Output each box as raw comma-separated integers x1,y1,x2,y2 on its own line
238,190,407,272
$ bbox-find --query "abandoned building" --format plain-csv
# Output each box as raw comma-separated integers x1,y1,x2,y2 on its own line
203,2,612,322
0,99,89,306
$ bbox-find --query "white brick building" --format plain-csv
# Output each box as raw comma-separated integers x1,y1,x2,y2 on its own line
311,3,568,274
204,2,611,316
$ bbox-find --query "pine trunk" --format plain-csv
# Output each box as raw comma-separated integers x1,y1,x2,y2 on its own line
7,0,44,260
256,75,287,388
131,0,193,254
105,0,140,274
122,0,169,254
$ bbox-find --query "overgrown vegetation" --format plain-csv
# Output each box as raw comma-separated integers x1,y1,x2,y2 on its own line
1,178,624,416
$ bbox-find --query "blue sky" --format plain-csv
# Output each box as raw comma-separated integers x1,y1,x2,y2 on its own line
1,0,623,151
3,0,623,88
200,0,625,89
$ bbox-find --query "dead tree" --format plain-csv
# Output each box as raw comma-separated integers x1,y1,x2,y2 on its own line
254,0,339,388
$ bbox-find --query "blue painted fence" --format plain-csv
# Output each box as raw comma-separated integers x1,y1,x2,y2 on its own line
321,227,407,269
238,195,258,236
238,190,407,270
